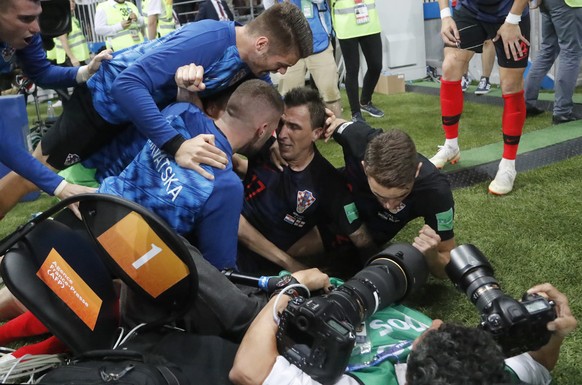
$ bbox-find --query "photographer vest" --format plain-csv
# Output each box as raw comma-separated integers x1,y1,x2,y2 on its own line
331,0,381,40
98,0,144,51
143,0,176,38
54,17,90,65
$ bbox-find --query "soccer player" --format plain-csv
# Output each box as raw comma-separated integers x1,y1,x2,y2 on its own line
429,0,531,195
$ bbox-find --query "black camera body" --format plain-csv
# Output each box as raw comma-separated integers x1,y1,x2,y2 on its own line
447,244,557,356
276,243,428,384
277,293,356,384
481,292,556,357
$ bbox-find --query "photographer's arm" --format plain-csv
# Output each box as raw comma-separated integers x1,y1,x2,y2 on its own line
230,269,331,385
526,283,577,371
230,294,289,385
238,215,308,273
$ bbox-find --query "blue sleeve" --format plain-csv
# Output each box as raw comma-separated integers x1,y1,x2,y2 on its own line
194,174,242,270
16,35,78,88
111,23,232,149
0,120,62,194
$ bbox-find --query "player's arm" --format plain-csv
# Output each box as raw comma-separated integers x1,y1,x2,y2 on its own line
347,223,377,261
412,225,453,279
238,215,308,273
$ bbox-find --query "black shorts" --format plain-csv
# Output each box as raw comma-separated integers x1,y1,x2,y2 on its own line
454,5,531,69
41,84,128,169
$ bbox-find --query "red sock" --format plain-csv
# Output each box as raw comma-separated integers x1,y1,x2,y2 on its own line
0,311,49,345
12,336,68,358
502,90,526,160
440,79,464,140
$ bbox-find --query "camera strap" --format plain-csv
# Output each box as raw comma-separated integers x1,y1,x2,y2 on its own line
346,340,412,372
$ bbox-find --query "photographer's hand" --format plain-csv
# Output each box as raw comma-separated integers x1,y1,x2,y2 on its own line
231,268,331,385
526,283,577,371
292,268,331,293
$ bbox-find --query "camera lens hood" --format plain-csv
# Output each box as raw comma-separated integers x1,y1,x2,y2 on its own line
367,243,429,299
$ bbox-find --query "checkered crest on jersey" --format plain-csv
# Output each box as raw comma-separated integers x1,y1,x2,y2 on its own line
296,190,316,214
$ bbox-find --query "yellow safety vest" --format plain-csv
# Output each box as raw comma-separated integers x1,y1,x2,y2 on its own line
331,0,381,40
143,0,175,38
54,17,90,64
142,0,149,27
97,0,144,51
565,0,582,7
157,0,175,37
46,45,57,61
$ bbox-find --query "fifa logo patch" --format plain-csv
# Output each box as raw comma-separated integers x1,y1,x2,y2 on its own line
296,190,316,214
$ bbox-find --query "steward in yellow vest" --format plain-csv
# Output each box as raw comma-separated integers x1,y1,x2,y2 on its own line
331,0,381,39
94,0,145,52
144,0,176,40
54,16,90,66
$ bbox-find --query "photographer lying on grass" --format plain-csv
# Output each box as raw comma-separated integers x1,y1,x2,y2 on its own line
230,282,576,385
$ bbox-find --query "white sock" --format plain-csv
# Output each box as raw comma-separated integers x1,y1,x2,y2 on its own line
445,138,458,149
499,158,515,170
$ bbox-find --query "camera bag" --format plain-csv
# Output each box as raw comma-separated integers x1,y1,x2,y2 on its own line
38,349,187,385
38,330,239,385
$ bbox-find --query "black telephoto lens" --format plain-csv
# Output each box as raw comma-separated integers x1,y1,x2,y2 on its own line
446,244,504,313
329,243,429,326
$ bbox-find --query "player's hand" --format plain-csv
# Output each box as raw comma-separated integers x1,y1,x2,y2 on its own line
175,63,206,92
86,49,112,76
322,108,336,139
268,140,287,171
175,134,228,180
412,224,441,259
121,19,132,29
324,116,348,142
292,268,331,293
493,23,529,61
440,16,460,47
128,12,138,22
56,182,97,219
527,283,577,338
